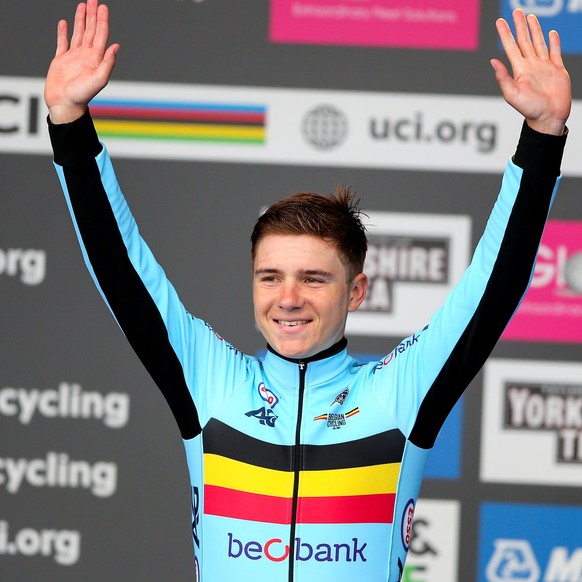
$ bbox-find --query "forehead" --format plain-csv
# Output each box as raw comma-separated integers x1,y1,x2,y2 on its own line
253,234,344,268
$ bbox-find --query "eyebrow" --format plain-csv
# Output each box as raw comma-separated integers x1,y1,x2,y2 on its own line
254,268,336,280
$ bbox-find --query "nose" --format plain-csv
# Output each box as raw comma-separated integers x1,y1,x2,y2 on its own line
278,280,303,310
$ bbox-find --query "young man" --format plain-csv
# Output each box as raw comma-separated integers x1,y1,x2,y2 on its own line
45,2,570,580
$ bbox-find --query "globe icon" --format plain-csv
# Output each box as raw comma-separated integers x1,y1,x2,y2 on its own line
302,105,348,150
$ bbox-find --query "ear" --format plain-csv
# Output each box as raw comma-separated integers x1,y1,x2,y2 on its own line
348,273,368,312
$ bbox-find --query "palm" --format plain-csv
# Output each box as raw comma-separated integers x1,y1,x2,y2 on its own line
45,1,119,123
493,10,571,135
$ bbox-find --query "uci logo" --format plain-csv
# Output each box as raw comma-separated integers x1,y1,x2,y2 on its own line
0,94,41,135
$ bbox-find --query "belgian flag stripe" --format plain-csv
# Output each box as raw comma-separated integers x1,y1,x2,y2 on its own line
203,419,406,471
205,453,400,497
204,485,395,524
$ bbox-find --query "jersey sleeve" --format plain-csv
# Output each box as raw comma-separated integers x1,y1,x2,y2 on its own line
370,122,567,448
48,110,251,439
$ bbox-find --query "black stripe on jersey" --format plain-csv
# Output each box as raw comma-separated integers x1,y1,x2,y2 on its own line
62,161,201,439
204,419,405,470
409,168,555,449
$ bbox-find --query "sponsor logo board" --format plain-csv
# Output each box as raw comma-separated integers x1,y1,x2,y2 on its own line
405,499,460,582
0,247,46,286
270,0,481,50
478,502,582,582
480,359,582,486
4,76,582,175
0,520,80,566
502,220,582,344
347,212,471,337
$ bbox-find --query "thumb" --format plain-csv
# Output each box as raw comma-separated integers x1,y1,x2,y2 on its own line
97,44,120,82
491,58,517,103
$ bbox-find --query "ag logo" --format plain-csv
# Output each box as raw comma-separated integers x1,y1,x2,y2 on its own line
246,383,280,427
486,539,540,582
245,407,278,428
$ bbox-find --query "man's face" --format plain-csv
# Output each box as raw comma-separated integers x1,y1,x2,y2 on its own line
253,234,367,359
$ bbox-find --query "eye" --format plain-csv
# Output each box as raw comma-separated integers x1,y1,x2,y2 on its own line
259,275,279,283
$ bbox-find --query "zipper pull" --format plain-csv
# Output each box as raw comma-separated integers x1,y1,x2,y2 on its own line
298,361,306,371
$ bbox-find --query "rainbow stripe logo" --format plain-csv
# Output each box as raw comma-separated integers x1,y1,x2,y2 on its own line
89,98,267,144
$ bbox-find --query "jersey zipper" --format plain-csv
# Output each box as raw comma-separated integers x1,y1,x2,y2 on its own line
288,360,306,582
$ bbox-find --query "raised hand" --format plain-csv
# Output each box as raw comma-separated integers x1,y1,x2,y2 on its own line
45,0,119,124
492,9,571,136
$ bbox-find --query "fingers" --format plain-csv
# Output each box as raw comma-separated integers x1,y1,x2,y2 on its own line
54,19,69,57
70,3,87,49
93,4,111,55
496,16,521,68
526,14,549,59
512,9,537,58
83,0,99,47
68,0,108,50
497,10,554,66
548,29,565,67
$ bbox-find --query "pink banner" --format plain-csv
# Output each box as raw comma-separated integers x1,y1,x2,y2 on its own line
503,220,582,343
269,0,481,50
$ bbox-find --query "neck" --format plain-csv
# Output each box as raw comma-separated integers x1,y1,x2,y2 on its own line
267,337,347,364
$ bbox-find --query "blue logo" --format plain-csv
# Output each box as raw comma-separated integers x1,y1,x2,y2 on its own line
478,502,582,581
500,0,582,54
258,382,279,408
245,407,278,427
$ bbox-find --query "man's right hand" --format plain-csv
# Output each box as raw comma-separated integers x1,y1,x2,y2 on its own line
45,0,119,124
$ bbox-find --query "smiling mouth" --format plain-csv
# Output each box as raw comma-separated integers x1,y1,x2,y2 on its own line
276,320,310,327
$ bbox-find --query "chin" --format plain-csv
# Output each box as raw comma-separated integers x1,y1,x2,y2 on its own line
274,342,312,360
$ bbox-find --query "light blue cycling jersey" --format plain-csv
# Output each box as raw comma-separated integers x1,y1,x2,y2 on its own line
49,111,565,582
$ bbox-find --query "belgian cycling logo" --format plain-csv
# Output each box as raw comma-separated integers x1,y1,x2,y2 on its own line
245,382,280,428
313,408,360,429
314,387,359,429
401,499,415,551
330,387,350,406
302,104,348,151
486,539,540,582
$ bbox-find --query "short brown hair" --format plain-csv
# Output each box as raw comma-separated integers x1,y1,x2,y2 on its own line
251,185,368,281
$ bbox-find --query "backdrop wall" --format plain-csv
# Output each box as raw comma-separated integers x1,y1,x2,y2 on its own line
1,1,581,580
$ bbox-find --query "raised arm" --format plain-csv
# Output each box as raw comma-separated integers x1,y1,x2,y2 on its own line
492,8,571,136
45,0,119,124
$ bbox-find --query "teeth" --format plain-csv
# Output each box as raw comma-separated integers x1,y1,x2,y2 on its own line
279,320,308,326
